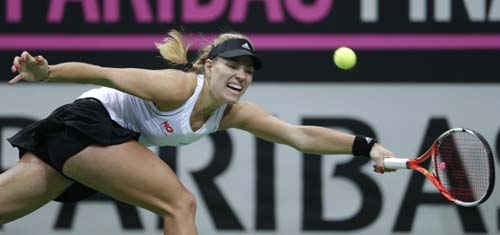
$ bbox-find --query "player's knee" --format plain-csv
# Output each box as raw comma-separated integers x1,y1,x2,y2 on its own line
172,190,197,217
160,189,197,219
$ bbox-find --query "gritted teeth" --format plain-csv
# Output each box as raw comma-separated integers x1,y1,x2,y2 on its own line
227,83,243,91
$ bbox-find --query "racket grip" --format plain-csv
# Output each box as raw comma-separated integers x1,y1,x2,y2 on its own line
383,158,409,170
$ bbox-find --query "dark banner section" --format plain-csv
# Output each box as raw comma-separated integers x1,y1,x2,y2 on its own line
1,0,499,33
1,1,499,82
1,50,499,83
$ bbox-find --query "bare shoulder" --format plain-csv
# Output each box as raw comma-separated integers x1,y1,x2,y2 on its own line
157,69,197,92
219,101,269,130
225,101,264,119
153,70,198,111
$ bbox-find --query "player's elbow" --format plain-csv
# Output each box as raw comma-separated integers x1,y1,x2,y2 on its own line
289,126,329,154
287,126,313,153
293,140,318,154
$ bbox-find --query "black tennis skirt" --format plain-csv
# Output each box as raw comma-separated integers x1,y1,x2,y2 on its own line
7,98,140,202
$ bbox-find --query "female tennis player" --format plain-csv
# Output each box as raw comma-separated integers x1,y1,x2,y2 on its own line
1,30,395,234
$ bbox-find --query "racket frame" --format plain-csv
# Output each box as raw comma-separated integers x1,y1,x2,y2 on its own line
383,128,495,207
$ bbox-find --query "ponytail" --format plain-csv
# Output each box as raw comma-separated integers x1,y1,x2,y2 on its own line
156,30,254,74
155,30,191,70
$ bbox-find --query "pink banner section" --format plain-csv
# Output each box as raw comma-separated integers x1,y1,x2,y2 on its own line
1,34,500,51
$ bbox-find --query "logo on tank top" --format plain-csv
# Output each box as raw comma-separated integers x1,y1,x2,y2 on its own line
161,121,174,134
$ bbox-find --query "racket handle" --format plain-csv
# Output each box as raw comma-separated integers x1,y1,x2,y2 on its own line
383,158,409,170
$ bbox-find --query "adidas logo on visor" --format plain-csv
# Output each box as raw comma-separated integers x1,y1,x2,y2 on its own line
241,42,251,50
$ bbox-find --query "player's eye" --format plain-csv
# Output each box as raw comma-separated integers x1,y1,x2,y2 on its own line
226,63,237,69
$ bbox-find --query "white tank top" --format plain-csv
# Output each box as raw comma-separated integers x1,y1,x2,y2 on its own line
78,74,227,146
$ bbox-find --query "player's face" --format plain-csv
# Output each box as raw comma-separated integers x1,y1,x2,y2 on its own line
206,56,255,104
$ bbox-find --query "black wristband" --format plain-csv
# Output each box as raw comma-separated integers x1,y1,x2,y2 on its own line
352,136,377,158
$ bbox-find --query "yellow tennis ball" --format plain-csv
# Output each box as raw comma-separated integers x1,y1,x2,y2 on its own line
333,47,357,70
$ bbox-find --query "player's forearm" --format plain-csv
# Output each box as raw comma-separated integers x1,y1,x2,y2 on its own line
295,126,355,155
48,62,111,86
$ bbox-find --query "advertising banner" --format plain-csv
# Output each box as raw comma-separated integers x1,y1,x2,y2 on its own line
1,1,499,234
1,84,499,235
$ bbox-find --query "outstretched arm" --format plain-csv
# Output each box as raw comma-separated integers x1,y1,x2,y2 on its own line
9,51,193,104
220,101,395,173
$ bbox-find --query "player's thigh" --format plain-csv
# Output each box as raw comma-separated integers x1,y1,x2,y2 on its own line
62,140,193,216
0,153,72,223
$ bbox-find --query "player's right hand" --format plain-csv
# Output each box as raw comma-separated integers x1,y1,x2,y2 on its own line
9,51,50,84
370,143,397,174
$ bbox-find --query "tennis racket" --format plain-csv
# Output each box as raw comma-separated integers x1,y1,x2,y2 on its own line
383,128,495,207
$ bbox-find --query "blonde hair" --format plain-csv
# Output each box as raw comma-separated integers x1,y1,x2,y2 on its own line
156,29,253,74
155,30,190,67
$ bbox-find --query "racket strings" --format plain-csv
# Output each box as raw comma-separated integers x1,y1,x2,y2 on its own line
435,131,490,203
